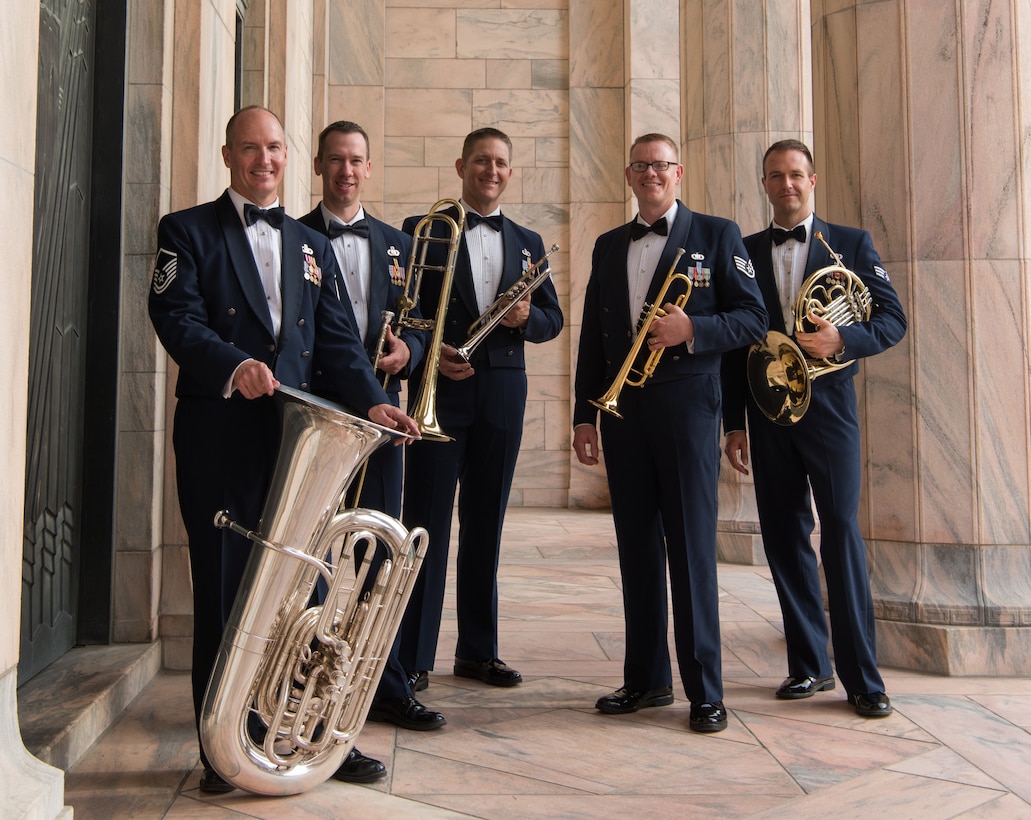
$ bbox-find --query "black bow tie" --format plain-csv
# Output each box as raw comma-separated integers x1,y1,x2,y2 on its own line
771,225,807,245
465,211,503,231
243,204,285,229
629,217,668,241
328,218,370,239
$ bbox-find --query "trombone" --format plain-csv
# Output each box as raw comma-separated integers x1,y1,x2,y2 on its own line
746,231,872,425
398,199,465,441
455,244,560,362
591,248,689,419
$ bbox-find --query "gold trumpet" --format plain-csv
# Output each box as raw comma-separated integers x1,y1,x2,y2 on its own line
591,248,689,419
397,199,465,441
746,230,872,425
456,244,560,362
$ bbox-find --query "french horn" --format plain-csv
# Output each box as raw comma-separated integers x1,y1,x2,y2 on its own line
200,385,428,795
747,231,872,425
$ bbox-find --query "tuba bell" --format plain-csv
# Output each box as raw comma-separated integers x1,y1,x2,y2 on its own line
200,385,428,796
396,199,465,442
746,231,872,425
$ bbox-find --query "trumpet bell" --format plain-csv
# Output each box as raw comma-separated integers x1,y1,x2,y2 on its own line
747,331,811,426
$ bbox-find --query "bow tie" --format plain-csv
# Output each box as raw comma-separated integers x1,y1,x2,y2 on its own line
629,217,668,241
465,211,503,231
243,204,285,229
328,219,370,239
771,224,807,245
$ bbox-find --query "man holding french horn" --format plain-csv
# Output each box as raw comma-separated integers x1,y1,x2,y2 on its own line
721,140,907,718
573,133,767,733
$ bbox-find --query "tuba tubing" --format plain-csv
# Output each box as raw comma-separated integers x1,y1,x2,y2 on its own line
200,385,428,796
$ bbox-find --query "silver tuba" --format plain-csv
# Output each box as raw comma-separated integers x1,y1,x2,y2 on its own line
201,385,428,796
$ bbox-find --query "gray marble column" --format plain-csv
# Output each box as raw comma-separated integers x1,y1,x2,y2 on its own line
813,0,1031,675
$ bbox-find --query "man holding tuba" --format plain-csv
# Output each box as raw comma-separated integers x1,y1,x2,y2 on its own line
148,107,419,794
721,139,907,718
299,120,446,736
398,127,563,692
573,133,767,733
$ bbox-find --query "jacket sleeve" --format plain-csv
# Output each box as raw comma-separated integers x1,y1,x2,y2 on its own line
836,229,907,360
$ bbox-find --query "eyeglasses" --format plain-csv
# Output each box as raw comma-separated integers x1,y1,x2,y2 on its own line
628,160,677,173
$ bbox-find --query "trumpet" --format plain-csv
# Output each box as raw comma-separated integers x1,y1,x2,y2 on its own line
591,248,689,419
456,244,560,362
746,231,872,425
397,199,465,441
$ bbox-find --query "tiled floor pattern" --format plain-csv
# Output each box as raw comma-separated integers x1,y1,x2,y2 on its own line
62,508,1031,818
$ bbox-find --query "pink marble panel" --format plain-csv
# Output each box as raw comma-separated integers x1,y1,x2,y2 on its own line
570,87,625,203
627,0,679,80
698,1,731,137
456,9,566,60
385,88,473,136
387,57,487,89
486,59,531,89
385,7,456,59
569,0,622,88
471,89,567,137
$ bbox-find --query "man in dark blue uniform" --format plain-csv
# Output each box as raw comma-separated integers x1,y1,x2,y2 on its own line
398,127,563,691
722,139,906,718
299,119,444,732
573,133,767,733
148,106,419,793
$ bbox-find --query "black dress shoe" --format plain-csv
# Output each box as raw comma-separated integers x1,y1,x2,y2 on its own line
453,657,523,687
199,766,235,794
848,691,893,718
689,701,728,733
368,695,447,730
407,669,428,692
776,675,836,699
331,747,387,783
595,686,674,715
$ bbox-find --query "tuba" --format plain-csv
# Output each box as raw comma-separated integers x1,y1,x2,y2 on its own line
396,199,465,442
591,248,689,419
455,244,560,362
746,231,872,425
201,385,428,796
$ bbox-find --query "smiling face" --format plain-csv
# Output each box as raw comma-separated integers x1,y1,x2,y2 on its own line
761,148,817,228
314,129,371,221
625,137,684,222
222,108,287,207
456,136,513,215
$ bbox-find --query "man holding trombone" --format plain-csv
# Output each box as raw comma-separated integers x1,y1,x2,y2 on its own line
573,133,766,733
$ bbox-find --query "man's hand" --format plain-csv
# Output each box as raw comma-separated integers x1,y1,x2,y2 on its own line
499,292,531,329
368,404,421,443
438,344,475,381
723,429,750,476
795,311,844,359
647,303,694,352
233,359,279,399
573,424,600,466
376,326,410,375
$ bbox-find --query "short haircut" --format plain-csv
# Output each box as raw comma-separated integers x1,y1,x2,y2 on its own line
462,127,513,162
763,139,815,176
629,133,679,160
317,121,371,160
225,105,282,147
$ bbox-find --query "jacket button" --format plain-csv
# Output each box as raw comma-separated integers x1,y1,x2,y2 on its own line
301,350,310,358
297,318,305,326
506,349,513,356
227,307,236,316
300,382,309,390
267,344,276,353
671,354,681,361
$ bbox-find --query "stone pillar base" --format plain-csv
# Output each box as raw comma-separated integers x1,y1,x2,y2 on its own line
717,528,767,566
877,620,1031,677
0,668,70,819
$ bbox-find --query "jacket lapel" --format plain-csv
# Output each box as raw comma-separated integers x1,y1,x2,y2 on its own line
366,219,393,353
217,193,275,340
754,227,786,334
278,219,305,346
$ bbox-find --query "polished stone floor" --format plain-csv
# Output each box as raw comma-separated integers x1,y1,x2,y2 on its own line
58,508,1031,818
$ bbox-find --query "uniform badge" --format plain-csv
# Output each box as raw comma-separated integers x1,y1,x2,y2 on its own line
873,265,891,282
734,255,756,279
152,247,178,294
302,243,322,286
691,252,704,261
521,248,532,272
689,261,712,288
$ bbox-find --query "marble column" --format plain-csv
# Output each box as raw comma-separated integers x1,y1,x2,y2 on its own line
813,0,1031,675
682,0,815,563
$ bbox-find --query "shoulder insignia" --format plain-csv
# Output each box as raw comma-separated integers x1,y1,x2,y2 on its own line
873,265,891,282
152,248,177,294
734,255,756,279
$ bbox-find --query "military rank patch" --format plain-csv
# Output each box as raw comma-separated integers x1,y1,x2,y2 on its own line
302,244,322,286
734,255,756,278
874,265,891,282
152,248,177,294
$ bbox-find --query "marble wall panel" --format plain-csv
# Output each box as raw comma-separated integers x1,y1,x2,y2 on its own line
763,0,812,135
535,136,568,166
383,165,441,205
388,58,488,89
513,448,570,489
385,135,425,166
915,544,983,626
569,0,621,88
697,0,731,137
472,89,567,137
386,88,473,136
913,260,976,544
627,0,678,80
112,551,158,642
981,546,1031,627
626,79,680,143
385,7,457,59
869,538,919,622
521,166,569,206
327,0,383,86
567,202,625,320
522,399,546,450
456,9,566,60
532,59,570,90
971,260,1030,545
544,393,571,452
125,82,163,190
486,60,532,89
569,87,625,203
